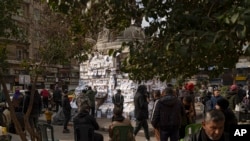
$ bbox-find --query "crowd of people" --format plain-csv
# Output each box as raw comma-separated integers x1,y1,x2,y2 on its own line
0,82,249,141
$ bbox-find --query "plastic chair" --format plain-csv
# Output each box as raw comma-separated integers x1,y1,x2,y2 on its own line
111,126,134,141
37,123,56,141
185,123,202,135
0,134,11,141
74,124,94,141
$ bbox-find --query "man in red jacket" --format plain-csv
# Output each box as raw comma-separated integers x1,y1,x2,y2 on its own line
40,87,50,108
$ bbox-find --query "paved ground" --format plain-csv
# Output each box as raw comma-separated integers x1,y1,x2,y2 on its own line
46,102,204,141
11,102,204,141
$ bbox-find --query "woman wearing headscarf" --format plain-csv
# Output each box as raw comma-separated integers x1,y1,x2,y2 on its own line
12,88,24,112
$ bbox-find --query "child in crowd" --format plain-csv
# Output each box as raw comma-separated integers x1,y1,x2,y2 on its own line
44,108,53,124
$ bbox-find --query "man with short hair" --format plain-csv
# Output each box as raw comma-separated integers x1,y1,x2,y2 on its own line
73,103,103,141
210,87,223,110
184,109,229,141
151,87,185,141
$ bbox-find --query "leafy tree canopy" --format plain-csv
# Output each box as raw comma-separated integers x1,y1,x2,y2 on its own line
0,0,24,39
46,0,250,82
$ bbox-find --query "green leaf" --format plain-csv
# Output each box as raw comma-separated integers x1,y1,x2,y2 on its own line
108,49,114,56
231,13,239,24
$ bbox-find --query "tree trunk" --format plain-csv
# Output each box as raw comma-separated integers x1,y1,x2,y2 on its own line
0,76,27,141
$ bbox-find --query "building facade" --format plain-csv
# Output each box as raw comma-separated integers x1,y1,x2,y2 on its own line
1,0,79,92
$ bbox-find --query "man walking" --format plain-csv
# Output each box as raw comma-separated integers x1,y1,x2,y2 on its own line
133,85,150,141
151,86,185,141
23,85,42,129
62,89,71,133
53,86,62,112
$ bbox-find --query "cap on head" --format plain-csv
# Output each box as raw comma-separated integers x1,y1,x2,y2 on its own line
185,82,194,91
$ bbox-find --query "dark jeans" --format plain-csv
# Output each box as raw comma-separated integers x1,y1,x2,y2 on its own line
160,128,179,141
90,106,95,117
54,100,61,112
133,119,150,140
94,132,104,141
29,115,39,129
63,111,71,129
43,97,49,108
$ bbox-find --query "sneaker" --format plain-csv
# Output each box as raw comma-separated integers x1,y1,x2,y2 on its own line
62,129,70,133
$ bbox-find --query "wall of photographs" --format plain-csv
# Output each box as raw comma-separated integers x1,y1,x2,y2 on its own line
76,53,168,118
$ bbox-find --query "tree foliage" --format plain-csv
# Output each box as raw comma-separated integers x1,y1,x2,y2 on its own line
0,0,25,39
46,0,250,82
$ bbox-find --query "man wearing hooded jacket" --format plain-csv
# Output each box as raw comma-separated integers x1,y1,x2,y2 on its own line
133,85,151,141
151,86,185,141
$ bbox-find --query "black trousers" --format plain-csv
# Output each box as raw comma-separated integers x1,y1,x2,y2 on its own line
133,119,150,140
63,111,71,129
43,97,49,108
54,100,61,112
90,106,95,117
94,132,103,141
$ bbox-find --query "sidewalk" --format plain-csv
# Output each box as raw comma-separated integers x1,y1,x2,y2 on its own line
38,102,204,141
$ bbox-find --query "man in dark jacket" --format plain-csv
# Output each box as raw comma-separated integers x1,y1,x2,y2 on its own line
237,84,246,102
86,86,97,117
23,85,42,129
184,109,229,141
112,89,124,111
215,98,238,133
53,86,62,112
151,86,185,141
73,103,103,141
210,88,223,110
133,85,150,141
62,89,71,133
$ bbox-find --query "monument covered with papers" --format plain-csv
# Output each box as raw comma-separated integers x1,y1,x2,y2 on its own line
74,25,167,119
